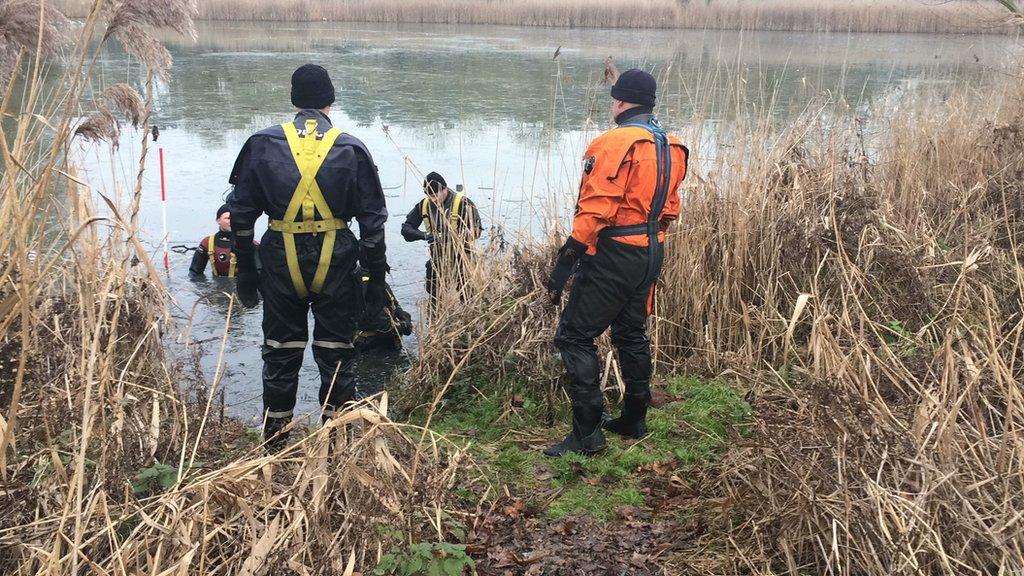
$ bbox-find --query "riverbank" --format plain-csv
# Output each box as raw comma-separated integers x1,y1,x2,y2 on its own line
417,373,749,574
3,2,1024,575
50,0,1019,34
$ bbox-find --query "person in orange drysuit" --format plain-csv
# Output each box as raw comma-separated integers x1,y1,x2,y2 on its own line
545,68,689,457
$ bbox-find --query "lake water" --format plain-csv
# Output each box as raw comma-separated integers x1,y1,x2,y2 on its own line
74,21,1018,422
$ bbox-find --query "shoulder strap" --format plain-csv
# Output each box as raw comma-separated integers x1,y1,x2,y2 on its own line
421,197,433,234
207,233,219,276
615,119,672,284
450,193,465,228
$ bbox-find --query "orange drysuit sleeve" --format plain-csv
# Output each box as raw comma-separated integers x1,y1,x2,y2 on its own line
570,132,633,252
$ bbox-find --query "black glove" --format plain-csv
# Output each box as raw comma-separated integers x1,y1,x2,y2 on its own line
234,251,259,308
547,236,587,306
425,233,436,244
364,272,387,320
394,307,413,336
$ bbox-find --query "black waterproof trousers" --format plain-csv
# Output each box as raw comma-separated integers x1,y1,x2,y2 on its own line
425,247,470,299
554,238,661,413
258,229,363,420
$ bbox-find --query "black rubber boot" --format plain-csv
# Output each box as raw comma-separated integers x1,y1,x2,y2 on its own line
264,416,291,452
602,393,649,439
544,405,607,457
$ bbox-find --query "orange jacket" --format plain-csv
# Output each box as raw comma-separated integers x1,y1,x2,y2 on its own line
571,125,688,255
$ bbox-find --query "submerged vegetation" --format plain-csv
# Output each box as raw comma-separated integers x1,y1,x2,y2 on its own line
51,0,1022,33
3,0,1024,575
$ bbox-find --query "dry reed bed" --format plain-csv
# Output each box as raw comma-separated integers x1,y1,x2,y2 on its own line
1,2,474,574
49,0,1017,34
404,74,1024,573
658,86,1024,573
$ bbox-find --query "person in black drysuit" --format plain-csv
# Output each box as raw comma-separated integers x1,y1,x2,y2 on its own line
188,204,236,280
544,69,689,457
400,172,481,298
228,64,390,448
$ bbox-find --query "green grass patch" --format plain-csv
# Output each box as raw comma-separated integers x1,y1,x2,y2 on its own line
419,374,750,522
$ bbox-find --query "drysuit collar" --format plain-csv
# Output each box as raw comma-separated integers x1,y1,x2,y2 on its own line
615,105,654,125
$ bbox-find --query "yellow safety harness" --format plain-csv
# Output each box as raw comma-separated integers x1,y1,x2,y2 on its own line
420,192,465,235
207,233,237,277
269,119,348,298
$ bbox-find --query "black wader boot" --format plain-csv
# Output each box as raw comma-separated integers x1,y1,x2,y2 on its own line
544,404,607,457
603,391,650,439
264,415,291,452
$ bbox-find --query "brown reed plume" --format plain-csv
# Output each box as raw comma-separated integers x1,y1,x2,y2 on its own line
73,104,119,145
0,0,70,84
102,0,197,79
99,82,146,128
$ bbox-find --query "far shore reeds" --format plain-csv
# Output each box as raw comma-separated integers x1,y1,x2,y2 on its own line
50,0,1019,34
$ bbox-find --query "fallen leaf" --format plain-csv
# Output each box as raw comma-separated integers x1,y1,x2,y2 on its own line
650,389,671,407
503,499,525,518
613,504,641,521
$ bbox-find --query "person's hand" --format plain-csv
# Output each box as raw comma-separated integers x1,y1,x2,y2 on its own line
236,272,259,308
546,236,587,306
425,233,436,244
234,252,259,308
547,286,563,306
395,308,413,335
364,275,387,319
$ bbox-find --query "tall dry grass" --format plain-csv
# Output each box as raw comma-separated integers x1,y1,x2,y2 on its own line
658,83,1024,573
52,0,1022,33
396,56,1024,574
0,2,473,574
4,0,1024,574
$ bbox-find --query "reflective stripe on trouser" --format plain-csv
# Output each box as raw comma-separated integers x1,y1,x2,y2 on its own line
554,237,662,409
260,234,363,418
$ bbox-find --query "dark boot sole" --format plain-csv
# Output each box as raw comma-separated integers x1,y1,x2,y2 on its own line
543,445,606,457
602,420,648,440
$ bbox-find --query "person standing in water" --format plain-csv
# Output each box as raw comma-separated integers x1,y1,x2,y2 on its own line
227,64,390,449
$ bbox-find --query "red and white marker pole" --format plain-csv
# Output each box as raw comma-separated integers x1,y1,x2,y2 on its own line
158,146,169,273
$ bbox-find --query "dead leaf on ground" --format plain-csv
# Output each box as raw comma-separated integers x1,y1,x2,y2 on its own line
650,389,671,407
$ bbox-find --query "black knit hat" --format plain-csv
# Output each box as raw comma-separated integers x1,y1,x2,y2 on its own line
291,64,336,110
423,171,447,195
216,204,230,218
610,68,657,107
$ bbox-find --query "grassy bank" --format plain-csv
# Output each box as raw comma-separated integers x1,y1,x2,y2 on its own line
414,373,750,574
428,374,749,520
50,0,1019,34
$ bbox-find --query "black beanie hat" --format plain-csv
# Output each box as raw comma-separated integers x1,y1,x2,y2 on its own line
610,68,657,107
216,204,230,218
423,171,447,194
291,64,336,110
